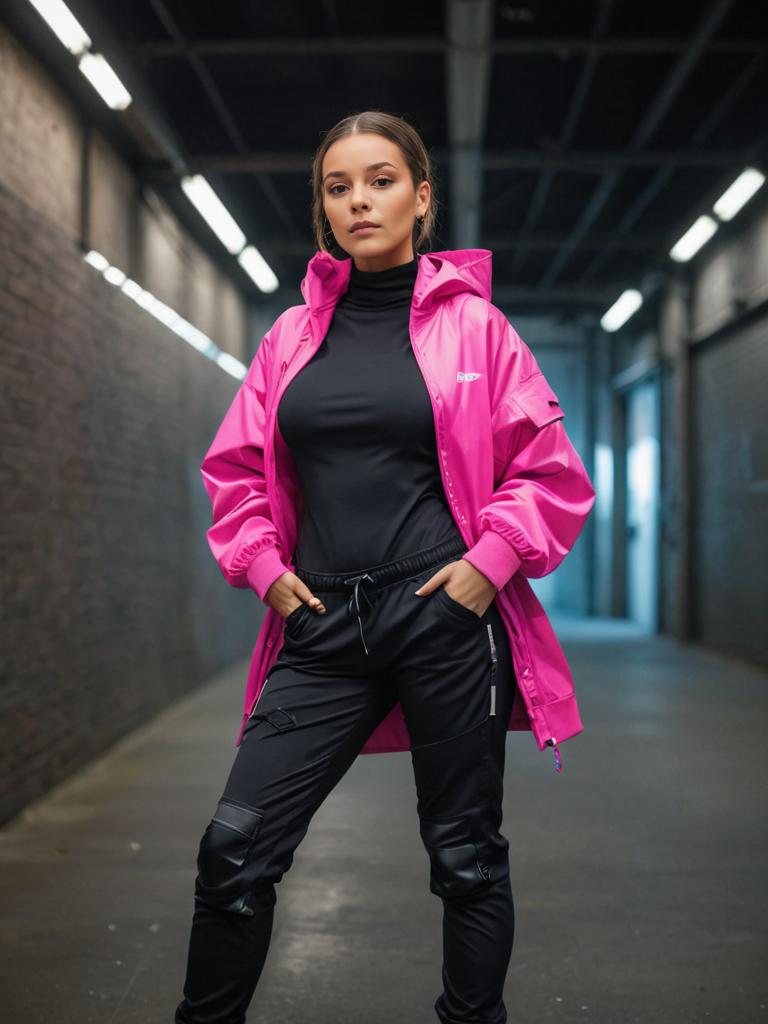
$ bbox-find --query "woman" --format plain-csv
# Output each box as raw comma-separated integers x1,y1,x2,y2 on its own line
175,111,596,1024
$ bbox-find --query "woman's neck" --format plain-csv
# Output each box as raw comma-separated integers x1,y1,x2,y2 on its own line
340,256,419,310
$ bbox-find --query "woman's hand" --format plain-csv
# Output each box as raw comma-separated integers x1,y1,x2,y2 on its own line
265,571,326,619
414,558,497,617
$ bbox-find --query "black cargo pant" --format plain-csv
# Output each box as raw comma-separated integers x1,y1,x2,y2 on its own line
175,537,518,1024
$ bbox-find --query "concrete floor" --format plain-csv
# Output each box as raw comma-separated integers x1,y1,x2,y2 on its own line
1,614,766,1024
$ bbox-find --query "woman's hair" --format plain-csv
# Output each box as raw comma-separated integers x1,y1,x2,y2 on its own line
310,110,439,256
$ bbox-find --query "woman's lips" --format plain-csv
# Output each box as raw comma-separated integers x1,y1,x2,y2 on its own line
351,225,379,234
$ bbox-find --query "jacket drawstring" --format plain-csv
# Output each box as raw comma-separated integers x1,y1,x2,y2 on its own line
342,572,375,655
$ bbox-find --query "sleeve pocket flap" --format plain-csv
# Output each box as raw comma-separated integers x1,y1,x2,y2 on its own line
512,374,565,428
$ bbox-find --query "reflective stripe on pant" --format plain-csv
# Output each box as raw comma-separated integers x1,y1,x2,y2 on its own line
175,539,519,1024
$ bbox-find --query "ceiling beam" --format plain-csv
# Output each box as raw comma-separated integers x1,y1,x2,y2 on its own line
576,51,767,285
536,0,738,291
146,0,302,261
508,0,614,279
137,36,767,58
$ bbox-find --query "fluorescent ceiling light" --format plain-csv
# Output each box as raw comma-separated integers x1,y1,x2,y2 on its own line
103,265,126,286
237,245,279,293
147,298,180,328
181,175,247,254
216,351,247,380
669,214,718,262
134,288,158,311
168,317,214,354
712,167,765,222
84,249,109,272
81,240,235,374
120,278,143,301
25,0,91,55
78,52,132,110
600,289,643,332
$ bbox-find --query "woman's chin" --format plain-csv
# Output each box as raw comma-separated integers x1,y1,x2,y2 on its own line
340,236,393,261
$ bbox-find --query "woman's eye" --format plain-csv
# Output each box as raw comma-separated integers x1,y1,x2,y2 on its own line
328,177,392,196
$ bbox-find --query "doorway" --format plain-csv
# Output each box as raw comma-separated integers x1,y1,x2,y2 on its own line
625,377,660,631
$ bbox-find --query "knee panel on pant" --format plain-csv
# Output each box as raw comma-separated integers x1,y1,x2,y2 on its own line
419,807,509,901
194,797,266,917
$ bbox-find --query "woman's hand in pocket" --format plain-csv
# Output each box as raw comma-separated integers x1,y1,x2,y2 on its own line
414,559,496,616
265,572,326,619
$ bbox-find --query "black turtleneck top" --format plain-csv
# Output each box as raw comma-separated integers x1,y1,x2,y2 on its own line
277,256,463,573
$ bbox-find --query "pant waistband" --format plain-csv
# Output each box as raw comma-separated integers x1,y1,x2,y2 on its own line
294,536,468,594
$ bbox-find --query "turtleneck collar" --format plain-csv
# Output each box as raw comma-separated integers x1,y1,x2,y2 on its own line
339,256,418,310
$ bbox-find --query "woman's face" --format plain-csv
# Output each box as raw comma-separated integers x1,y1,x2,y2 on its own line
321,132,430,271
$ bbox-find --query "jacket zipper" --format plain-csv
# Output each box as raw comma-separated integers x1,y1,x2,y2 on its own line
404,308,565,765
406,310,469,539
265,359,290,546
246,358,293,735
271,345,307,498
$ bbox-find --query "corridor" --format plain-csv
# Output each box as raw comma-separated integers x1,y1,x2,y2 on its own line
1,615,765,1023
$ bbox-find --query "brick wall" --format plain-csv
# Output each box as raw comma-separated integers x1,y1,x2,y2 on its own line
0,181,264,825
0,25,264,825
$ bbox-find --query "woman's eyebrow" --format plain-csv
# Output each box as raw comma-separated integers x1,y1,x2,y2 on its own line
322,161,398,184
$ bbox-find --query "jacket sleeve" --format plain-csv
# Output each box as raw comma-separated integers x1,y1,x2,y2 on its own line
200,328,291,602
462,313,596,590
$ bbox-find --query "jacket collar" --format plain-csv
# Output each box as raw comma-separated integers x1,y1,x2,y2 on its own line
300,248,492,314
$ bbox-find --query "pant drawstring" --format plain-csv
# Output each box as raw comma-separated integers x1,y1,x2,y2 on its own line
342,572,375,655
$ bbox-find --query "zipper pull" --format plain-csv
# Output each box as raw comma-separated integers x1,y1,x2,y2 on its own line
546,737,562,772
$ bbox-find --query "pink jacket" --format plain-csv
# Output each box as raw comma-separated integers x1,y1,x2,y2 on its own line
200,248,596,771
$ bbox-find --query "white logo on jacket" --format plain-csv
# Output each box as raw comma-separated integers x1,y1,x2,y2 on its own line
456,371,482,382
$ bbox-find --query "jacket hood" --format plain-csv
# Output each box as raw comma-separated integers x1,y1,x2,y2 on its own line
300,248,492,313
